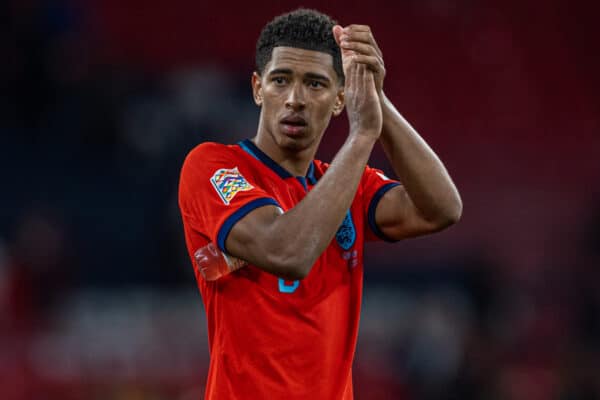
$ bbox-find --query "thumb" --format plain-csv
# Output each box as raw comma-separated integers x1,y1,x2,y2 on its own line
332,24,354,66
332,25,344,46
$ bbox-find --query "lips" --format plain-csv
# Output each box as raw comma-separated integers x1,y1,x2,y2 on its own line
280,115,307,127
280,115,308,136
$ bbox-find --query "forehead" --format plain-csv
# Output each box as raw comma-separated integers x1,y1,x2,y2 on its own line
265,46,336,78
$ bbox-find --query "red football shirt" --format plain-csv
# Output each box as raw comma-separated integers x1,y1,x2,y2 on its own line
178,139,400,399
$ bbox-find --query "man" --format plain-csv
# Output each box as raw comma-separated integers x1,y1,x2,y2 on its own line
178,8,462,400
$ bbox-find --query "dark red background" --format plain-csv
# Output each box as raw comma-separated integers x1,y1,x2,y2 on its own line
2,0,599,398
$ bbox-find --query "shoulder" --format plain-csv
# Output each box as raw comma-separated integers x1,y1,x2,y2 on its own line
180,142,246,193
181,142,245,175
184,141,239,165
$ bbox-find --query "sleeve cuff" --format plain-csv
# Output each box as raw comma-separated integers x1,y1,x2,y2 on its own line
216,197,281,252
367,182,402,242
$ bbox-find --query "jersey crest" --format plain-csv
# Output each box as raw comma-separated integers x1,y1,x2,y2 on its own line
210,167,254,205
336,210,356,250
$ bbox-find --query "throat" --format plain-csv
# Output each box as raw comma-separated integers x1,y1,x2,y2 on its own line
251,136,315,177
279,157,311,177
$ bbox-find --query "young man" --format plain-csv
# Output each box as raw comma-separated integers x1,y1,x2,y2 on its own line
178,8,462,400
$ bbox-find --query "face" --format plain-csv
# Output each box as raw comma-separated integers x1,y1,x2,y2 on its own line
252,46,344,154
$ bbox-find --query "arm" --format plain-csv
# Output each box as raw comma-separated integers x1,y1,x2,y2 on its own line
376,93,462,239
337,25,462,240
226,62,382,280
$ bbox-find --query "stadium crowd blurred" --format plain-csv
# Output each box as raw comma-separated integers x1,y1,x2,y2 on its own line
1,0,599,399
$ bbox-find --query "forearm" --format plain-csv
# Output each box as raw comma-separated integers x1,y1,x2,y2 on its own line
227,58,382,279
265,134,377,277
379,92,462,224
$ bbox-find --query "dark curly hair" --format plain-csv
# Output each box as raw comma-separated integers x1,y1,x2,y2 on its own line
255,8,344,83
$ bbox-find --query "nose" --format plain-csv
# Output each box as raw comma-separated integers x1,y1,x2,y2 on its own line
285,83,306,111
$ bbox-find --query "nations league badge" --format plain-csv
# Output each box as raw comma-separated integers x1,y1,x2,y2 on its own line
210,167,254,205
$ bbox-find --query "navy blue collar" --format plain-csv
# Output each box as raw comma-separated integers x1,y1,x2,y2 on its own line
239,139,317,184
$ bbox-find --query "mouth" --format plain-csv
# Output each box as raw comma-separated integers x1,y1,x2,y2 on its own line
280,115,308,136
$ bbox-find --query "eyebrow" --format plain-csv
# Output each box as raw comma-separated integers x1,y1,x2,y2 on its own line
268,68,331,83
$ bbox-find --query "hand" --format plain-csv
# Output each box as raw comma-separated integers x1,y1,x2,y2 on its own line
333,25,386,97
342,57,382,139
333,24,382,139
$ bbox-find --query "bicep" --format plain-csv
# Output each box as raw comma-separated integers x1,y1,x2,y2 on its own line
224,204,285,271
374,185,443,240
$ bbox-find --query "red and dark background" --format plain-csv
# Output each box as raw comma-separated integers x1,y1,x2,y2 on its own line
1,0,599,399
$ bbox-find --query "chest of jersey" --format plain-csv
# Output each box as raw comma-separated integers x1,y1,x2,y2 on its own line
217,144,365,307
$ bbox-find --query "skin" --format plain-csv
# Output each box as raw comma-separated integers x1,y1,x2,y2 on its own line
334,25,463,237
224,25,462,279
251,47,346,175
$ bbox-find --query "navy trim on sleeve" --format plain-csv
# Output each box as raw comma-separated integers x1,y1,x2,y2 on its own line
217,197,281,252
367,182,402,242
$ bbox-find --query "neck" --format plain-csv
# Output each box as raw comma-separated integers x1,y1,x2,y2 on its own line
253,128,320,177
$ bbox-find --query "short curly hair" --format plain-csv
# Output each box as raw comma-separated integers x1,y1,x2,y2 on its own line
255,8,344,83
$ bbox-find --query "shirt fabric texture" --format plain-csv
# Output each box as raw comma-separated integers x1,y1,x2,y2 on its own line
178,139,400,400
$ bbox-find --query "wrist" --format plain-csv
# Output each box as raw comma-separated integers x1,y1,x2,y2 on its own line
346,132,378,148
380,91,394,115
379,92,402,135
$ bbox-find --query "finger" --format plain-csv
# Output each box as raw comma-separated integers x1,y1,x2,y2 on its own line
339,40,382,59
343,24,372,33
352,55,383,74
332,25,344,46
340,31,382,57
337,34,358,67
342,52,356,78
347,57,358,91
340,46,357,63
357,62,366,75
364,66,375,90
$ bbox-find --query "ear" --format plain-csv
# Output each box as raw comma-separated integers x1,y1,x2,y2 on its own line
251,72,263,106
332,89,345,117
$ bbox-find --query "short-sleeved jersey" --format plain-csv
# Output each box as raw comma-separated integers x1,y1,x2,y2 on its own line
178,139,400,400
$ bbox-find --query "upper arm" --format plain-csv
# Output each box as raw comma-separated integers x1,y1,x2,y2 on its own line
179,144,303,279
361,166,450,242
179,143,281,258
223,204,298,277
373,184,448,241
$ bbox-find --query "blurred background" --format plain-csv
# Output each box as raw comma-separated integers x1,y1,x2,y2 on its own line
1,0,599,399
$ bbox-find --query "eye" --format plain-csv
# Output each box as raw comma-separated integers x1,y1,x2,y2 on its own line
272,76,287,85
308,80,324,88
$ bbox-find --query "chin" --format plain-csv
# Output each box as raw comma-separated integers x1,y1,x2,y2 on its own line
277,134,315,153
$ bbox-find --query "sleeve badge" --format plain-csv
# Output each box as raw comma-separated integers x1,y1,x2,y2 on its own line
210,167,254,205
